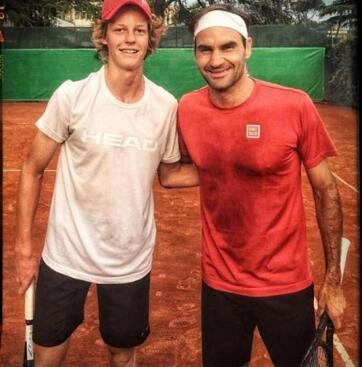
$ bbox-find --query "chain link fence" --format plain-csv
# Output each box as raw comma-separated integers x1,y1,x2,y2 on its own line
2,24,330,48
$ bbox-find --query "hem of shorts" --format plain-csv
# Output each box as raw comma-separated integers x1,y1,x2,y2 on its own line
33,318,84,347
203,276,314,297
41,255,152,284
33,335,71,347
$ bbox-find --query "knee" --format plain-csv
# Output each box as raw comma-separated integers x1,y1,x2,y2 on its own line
33,341,69,367
107,345,135,366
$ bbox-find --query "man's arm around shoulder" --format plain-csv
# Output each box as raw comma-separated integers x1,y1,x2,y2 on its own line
158,155,199,188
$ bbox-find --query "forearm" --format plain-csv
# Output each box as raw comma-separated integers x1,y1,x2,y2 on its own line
307,161,345,327
313,180,343,281
15,168,44,257
158,161,199,188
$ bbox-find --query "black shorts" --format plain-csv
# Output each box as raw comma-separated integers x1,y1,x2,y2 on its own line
202,281,315,367
33,259,150,348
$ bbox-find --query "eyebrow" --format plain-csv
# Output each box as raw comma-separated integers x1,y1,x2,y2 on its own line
111,22,147,27
220,41,238,49
196,44,212,51
196,40,239,51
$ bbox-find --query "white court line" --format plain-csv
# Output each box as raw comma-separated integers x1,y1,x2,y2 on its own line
3,168,357,365
328,174,358,366
4,170,359,193
334,334,356,366
3,169,56,172
332,172,359,193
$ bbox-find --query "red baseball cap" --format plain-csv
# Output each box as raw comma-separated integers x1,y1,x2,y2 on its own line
101,0,152,21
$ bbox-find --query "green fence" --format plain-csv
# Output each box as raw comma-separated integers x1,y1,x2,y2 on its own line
2,24,329,48
2,47,324,101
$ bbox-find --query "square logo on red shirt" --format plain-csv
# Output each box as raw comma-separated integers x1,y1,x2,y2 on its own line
246,124,261,139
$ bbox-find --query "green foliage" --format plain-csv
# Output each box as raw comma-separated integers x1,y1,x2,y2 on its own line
242,0,294,25
6,0,56,26
325,38,358,107
176,0,328,26
321,0,358,107
290,0,325,23
5,0,100,26
319,0,357,29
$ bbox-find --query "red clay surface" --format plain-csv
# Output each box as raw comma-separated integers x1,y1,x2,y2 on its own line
1,102,359,366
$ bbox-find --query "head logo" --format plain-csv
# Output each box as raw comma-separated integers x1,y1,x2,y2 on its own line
246,124,261,139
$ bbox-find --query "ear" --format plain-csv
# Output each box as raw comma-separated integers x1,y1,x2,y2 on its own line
245,37,253,60
101,25,108,45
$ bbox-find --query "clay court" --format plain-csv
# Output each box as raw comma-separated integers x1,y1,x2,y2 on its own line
1,101,359,366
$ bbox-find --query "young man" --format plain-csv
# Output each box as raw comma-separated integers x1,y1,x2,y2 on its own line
177,5,345,367
14,0,197,366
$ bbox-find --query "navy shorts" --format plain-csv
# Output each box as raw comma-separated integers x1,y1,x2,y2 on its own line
33,259,150,348
202,282,316,367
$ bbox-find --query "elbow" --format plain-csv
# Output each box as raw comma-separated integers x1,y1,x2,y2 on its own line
21,159,46,180
157,164,180,189
158,176,175,189
313,179,339,200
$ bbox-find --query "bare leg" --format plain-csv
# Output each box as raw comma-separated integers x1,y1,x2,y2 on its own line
34,339,69,367
107,345,136,367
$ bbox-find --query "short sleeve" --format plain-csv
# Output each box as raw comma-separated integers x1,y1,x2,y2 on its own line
176,99,191,160
298,95,337,169
35,81,73,143
177,123,191,159
161,101,181,163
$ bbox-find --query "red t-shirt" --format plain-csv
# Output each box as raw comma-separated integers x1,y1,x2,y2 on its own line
178,79,337,297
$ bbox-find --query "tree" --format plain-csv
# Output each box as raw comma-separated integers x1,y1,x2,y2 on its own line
290,0,325,24
319,0,357,40
4,0,332,27
5,0,101,26
320,0,358,107
173,0,327,26
240,0,293,25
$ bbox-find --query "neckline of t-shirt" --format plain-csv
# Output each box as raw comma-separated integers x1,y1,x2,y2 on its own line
101,66,149,109
206,78,259,113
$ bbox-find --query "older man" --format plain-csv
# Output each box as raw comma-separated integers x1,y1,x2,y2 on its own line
178,5,345,366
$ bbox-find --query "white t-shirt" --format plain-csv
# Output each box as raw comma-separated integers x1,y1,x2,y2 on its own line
36,66,180,284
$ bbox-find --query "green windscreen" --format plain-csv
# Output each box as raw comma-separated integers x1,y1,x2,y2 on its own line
2,47,324,101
